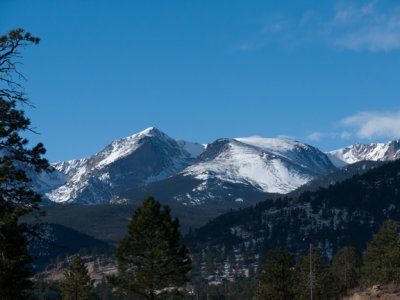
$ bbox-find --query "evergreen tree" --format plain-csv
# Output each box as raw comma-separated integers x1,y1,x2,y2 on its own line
60,256,94,300
0,205,34,299
253,249,295,300
293,248,338,300
32,279,62,300
0,28,49,299
331,247,360,295
361,220,400,285
110,197,192,300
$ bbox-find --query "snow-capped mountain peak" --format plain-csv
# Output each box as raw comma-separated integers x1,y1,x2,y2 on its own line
133,126,169,139
235,136,301,152
178,140,206,158
43,127,203,204
328,140,400,166
180,136,336,195
96,127,175,168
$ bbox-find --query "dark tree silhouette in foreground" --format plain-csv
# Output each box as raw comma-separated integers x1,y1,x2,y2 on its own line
0,28,49,299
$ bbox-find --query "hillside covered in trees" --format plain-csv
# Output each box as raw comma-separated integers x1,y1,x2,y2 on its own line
186,159,400,282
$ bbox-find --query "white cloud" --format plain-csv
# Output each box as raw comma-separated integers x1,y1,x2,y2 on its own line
235,1,400,53
340,131,352,140
331,1,400,52
341,111,400,139
307,131,324,141
277,134,297,140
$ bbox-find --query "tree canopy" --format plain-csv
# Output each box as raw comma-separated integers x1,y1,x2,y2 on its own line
331,246,360,295
362,220,400,285
110,197,191,300
293,248,337,300
253,249,295,300
60,255,94,300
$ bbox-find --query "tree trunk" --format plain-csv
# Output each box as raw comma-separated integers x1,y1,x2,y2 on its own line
150,290,155,300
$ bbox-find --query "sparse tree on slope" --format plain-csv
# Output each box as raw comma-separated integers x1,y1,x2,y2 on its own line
60,255,94,300
331,246,360,295
362,220,400,285
293,248,338,300
253,249,295,300
0,28,49,299
109,197,191,300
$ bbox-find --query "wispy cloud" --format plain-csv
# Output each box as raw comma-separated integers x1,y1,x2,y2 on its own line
331,1,400,52
235,16,288,52
339,131,352,139
236,1,400,53
305,110,400,142
306,130,352,142
340,111,400,139
307,131,324,141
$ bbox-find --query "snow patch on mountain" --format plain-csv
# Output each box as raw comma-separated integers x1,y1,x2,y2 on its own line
43,127,203,204
96,127,167,168
177,140,206,158
328,140,400,165
181,137,336,194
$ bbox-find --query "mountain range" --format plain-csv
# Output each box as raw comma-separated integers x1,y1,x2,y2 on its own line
29,128,400,280
33,127,400,207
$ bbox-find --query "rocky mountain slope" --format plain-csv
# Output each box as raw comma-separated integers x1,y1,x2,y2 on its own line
36,128,400,207
39,127,204,204
37,128,337,206
183,137,335,194
124,136,336,206
328,140,400,166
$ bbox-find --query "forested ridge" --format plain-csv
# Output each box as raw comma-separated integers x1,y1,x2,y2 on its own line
186,159,400,282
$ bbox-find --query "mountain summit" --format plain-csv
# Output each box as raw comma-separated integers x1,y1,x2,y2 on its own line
43,127,205,204
120,135,337,206
328,140,400,166
182,136,336,194
36,129,358,206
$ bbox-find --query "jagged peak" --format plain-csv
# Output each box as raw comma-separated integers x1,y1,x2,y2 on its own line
137,126,161,136
328,139,400,165
125,126,166,140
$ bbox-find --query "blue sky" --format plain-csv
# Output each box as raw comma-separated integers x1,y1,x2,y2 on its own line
1,0,400,162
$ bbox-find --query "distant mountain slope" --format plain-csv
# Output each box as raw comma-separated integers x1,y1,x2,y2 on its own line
185,159,400,281
328,140,400,166
183,137,336,194
30,223,111,270
28,202,228,244
121,173,274,208
42,127,205,204
36,129,337,206
124,137,336,206
288,160,386,197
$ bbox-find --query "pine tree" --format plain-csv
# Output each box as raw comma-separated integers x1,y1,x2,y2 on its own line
331,247,360,295
253,249,295,300
361,220,400,285
110,197,192,300
293,248,338,300
0,28,49,299
0,205,34,299
60,256,94,300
